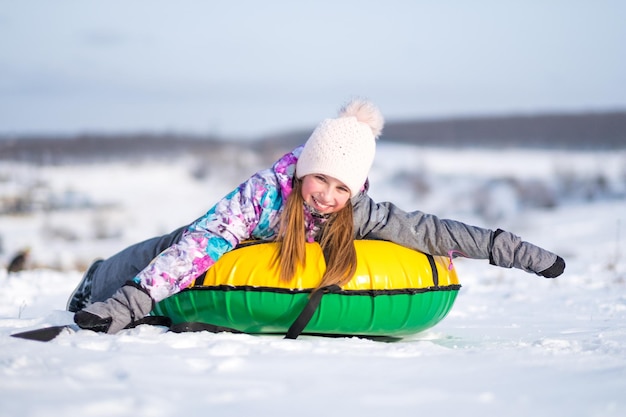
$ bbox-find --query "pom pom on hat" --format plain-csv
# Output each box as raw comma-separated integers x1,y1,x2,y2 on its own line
338,99,384,139
296,99,384,197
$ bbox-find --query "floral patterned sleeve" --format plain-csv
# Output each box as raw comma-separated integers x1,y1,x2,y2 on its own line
134,170,283,302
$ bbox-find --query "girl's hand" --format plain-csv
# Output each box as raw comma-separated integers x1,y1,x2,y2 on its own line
537,256,566,278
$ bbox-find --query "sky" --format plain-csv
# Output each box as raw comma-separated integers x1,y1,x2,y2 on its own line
1,0,625,139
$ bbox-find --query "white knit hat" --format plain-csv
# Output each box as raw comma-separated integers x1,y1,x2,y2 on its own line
296,99,384,197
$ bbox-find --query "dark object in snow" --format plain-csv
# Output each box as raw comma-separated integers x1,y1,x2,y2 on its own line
7,248,30,273
11,325,74,342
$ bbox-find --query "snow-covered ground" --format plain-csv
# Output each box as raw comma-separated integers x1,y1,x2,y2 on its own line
1,143,625,417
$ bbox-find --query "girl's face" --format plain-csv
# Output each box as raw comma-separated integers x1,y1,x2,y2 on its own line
301,174,351,214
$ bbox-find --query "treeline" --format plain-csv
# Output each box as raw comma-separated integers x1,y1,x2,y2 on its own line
2,110,625,164
382,111,626,149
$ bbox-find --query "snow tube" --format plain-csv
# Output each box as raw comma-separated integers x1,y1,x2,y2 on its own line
152,240,461,337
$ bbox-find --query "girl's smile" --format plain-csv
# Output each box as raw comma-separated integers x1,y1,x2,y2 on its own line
301,174,351,214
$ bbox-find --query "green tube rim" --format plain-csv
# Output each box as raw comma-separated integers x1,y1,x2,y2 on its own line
153,285,460,337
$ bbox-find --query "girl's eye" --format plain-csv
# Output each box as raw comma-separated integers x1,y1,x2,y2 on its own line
315,175,327,183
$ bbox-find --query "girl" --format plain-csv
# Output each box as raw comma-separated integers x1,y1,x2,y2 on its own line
71,99,565,334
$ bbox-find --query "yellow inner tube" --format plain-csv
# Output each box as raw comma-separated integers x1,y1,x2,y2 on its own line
194,240,458,290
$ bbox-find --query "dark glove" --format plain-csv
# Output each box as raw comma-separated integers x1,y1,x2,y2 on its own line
74,281,153,334
537,256,565,278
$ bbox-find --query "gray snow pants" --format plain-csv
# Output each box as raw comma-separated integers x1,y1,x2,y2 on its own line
89,225,188,303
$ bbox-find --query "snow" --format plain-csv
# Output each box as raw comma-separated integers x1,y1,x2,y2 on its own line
1,143,625,417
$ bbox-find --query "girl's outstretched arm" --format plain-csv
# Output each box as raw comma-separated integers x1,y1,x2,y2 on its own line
352,194,564,277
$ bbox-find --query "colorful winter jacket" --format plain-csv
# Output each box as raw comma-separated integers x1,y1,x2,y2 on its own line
136,146,559,302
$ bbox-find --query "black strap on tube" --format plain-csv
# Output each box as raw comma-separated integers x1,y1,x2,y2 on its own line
284,285,341,340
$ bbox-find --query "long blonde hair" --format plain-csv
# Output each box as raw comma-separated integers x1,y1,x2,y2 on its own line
275,177,357,290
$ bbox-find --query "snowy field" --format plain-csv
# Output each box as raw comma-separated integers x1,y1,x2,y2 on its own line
1,143,625,417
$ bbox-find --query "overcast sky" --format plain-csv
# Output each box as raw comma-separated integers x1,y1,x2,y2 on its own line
1,0,625,139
